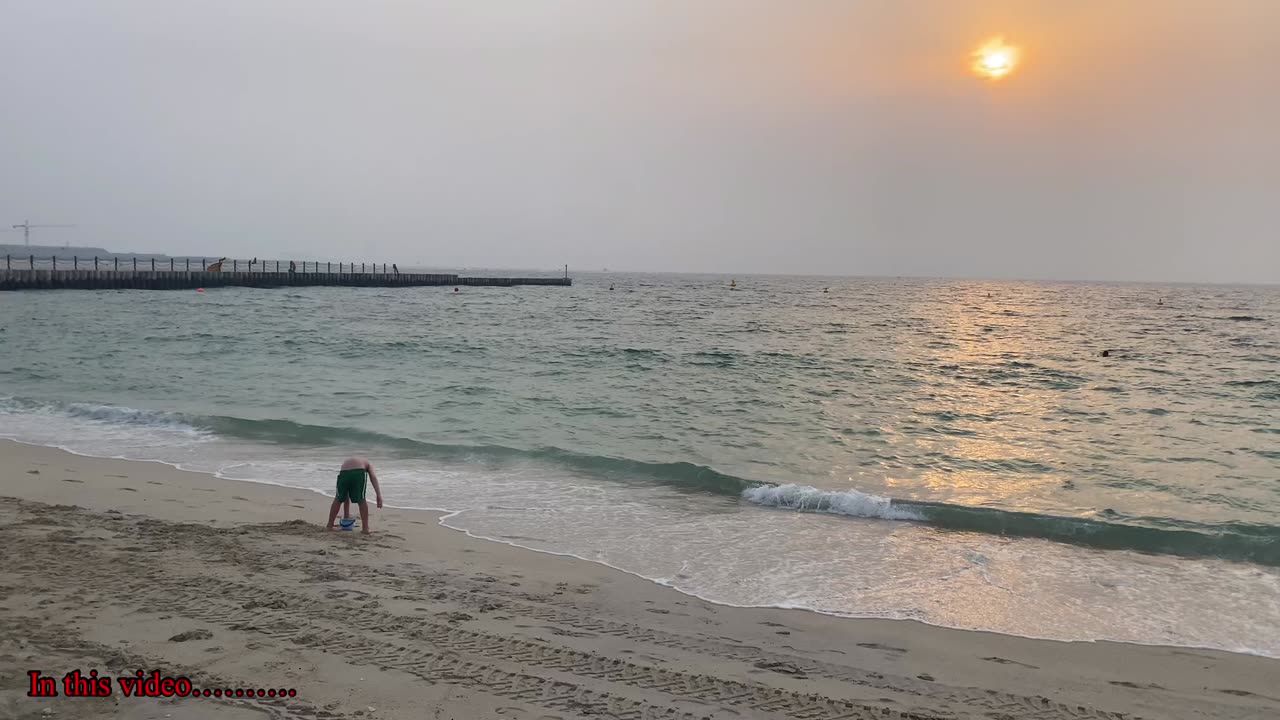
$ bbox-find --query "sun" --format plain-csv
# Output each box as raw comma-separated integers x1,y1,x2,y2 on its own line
972,37,1019,80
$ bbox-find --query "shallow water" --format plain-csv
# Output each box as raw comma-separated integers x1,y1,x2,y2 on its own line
2,274,1278,654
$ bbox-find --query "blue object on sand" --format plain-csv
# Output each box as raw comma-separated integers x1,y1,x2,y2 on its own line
339,518,356,531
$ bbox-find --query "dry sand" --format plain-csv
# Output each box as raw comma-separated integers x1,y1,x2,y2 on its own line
1,439,1276,720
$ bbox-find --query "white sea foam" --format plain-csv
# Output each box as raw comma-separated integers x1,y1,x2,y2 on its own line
60,402,210,437
742,483,925,521
0,396,213,457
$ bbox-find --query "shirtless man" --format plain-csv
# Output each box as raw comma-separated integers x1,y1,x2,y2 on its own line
326,457,383,534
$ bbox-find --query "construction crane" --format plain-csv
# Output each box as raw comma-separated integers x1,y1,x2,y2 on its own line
11,219,76,247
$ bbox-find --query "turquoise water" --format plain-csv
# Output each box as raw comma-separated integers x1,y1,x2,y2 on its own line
2,275,1278,654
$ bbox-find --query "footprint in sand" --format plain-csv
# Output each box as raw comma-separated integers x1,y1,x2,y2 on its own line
119,487,138,492
146,481,163,486
232,496,249,501
61,478,84,483
858,642,907,654
753,660,808,678
1217,688,1272,699
982,656,1040,670
544,626,597,638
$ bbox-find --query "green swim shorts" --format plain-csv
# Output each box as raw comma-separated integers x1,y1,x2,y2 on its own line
335,468,368,504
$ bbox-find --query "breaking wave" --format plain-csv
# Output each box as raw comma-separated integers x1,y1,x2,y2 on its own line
4,394,1279,567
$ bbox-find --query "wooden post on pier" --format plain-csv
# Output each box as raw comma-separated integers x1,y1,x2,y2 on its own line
133,258,137,271
115,257,119,271
151,258,156,271
52,256,57,270
94,256,98,270
74,256,78,270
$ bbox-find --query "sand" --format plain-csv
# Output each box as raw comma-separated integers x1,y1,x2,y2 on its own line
1,440,1276,720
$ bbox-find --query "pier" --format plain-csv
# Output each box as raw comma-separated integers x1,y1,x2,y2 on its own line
0,256,571,291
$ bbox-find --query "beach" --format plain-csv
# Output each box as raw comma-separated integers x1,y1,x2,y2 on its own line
5,279,1279,657
5,0,1277,716
2,440,1277,720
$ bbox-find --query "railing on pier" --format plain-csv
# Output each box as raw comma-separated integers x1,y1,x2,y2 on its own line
4,255,409,274
0,255,572,291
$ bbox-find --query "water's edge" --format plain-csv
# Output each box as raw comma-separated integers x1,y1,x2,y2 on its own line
6,396,1276,567
3,435,1270,660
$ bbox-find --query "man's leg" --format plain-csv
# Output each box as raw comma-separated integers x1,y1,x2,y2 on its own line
358,500,371,534
327,498,342,530
343,499,351,520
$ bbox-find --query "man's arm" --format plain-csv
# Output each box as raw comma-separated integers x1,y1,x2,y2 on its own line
366,461,383,508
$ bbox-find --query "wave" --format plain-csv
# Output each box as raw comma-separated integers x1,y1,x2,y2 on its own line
0,395,211,438
5,395,1279,567
209,416,751,493
0,395,751,497
743,484,1280,567
743,484,925,521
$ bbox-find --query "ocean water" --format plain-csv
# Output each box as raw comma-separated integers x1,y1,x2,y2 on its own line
2,274,1278,655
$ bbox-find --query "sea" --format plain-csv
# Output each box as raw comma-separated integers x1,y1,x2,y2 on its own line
2,273,1278,656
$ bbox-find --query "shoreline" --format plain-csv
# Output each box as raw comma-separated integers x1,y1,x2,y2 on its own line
4,434,1277,661
2,439,1278,720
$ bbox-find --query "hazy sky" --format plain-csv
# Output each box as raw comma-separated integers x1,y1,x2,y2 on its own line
2,1,1277,281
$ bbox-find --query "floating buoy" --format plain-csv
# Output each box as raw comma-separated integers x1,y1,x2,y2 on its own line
197,288,205,293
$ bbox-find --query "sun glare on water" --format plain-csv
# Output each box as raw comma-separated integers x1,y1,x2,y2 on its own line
973,37,1019,80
